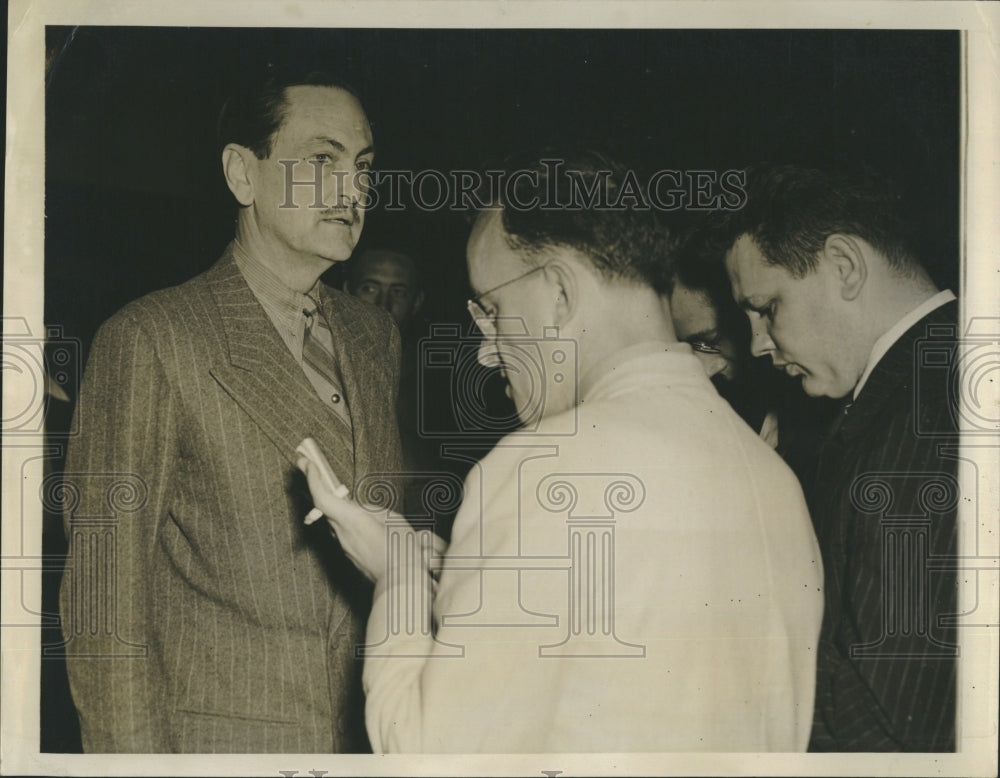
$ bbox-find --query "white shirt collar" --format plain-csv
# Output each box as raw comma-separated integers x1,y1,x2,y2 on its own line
580,340,704,403
853,289,956,400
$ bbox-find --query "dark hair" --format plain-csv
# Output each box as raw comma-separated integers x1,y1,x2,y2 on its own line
217,65,363,159
730,164,918,277
669,215,751,351
349,246,425,291
483,150,674,293
668,216,736,299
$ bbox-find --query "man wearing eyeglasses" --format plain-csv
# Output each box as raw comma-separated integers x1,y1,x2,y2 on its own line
297,152,824,752
666,272,783,441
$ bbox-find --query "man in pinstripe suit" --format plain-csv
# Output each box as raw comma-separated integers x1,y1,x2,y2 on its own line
724,165,958,751
58,69,402,752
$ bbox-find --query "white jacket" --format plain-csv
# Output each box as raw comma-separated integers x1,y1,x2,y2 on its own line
362,342,823,752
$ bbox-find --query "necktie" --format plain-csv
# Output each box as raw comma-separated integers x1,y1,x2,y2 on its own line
302,298,352,429
826,396,855,440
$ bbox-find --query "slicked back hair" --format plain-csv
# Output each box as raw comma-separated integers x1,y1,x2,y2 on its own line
730,164,919,278
217,65,363,160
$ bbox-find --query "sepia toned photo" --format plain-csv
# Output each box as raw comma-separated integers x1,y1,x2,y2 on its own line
4,2,998,776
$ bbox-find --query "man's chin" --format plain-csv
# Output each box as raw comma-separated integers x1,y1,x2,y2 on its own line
319,243,357,264
799,380,823,397
510,387,552,430
514,406,543,431
318,227,362,262
799,374,850,400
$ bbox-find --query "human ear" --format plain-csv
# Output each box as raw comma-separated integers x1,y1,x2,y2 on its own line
222,143,256,207
823,234,867,301
412,290,426,315
542,257,577,327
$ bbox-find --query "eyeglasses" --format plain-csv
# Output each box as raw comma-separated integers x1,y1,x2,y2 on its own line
688,340,723,355
466,265,545,336
682,329,724,355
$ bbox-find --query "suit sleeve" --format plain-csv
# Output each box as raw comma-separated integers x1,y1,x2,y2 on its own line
812,401,957,751
59,309,178,752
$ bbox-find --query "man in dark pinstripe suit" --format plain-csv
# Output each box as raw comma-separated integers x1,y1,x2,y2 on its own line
724,165,959,751
58,69,402,752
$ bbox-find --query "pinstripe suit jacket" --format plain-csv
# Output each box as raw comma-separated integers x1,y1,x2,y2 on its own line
59,245,403,753
808,300,958,751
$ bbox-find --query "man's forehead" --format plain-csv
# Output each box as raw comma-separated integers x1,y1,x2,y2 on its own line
357,251,416,281
670,283,718,334
468,209,504,249
725,234,772,291
726,234,762,271
279,85,371,140
467,210,515,283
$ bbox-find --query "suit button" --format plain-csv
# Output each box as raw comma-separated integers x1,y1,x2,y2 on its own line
331,393,341,404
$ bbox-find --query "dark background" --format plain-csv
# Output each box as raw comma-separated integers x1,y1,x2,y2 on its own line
45,27,960,347
41,26,961,752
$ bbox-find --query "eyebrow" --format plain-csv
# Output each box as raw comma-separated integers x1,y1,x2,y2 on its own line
310,137,375,158
359,278,412,289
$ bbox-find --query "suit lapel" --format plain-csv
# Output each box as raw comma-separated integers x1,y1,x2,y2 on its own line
204,249,358,488
836,299,959,443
